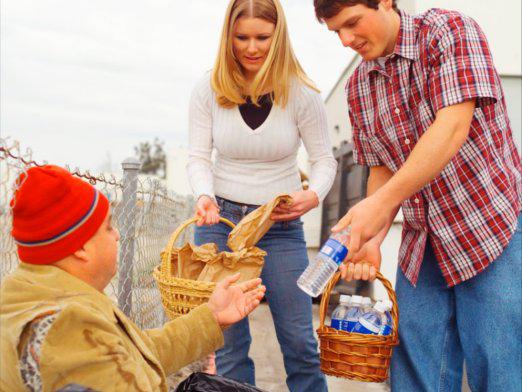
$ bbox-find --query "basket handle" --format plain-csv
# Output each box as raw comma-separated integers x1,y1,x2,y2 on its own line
318,270,399,340
161,216,236,277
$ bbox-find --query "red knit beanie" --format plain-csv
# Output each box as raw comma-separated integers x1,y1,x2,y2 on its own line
11,165,110,264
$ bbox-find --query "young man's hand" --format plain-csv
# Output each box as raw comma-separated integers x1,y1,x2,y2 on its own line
335,202,396,282
270,190,319,221
195,195,220,226
207,273,266,329
340,235,383,282
332,193,395,256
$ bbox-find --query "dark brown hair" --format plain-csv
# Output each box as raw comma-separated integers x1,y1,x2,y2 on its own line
314,0,398,21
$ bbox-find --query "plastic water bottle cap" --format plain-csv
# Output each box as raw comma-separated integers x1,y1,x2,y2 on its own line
340,295,351,304
351,295,363,304
381,299,393,311
374,301,388,313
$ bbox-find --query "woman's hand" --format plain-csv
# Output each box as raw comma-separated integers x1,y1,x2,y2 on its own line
270,190,319,222
195,195,220,226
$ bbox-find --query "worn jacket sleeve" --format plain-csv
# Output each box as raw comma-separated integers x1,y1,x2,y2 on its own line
39,304,162,392
144,304,224,376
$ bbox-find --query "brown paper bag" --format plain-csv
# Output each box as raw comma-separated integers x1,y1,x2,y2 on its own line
227,194,293,251
175,243,218,280
170,194,291,283
197,247,267,283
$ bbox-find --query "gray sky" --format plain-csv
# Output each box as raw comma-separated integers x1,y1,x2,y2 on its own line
1,0,353,172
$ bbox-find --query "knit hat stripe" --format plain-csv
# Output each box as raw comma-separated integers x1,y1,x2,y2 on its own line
14,189,100,247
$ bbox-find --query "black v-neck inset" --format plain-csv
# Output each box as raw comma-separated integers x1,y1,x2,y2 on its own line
238,93,273,130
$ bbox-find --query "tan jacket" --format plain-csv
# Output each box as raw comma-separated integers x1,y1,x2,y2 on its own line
0,263,224,392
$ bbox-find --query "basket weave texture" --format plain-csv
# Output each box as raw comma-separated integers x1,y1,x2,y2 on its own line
316,271,399,382
153,216,235,320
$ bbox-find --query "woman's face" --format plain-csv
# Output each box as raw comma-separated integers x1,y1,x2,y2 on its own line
232,17,275,81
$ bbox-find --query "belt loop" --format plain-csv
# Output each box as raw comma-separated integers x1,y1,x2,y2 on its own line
241,205,248,217
216,197,224,211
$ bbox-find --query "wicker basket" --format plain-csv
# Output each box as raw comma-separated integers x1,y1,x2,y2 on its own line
316,271,399,382
153,216,235,320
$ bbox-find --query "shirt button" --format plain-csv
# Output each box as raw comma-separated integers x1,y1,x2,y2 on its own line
414,198,420,204
405,138,410,145
394,108,400,114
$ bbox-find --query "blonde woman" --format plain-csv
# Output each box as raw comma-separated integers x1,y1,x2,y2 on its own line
187,0,336,390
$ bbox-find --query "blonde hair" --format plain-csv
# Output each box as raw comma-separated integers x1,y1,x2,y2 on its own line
211,0,319,108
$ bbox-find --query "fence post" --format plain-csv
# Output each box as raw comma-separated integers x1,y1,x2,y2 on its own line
118,157,141,317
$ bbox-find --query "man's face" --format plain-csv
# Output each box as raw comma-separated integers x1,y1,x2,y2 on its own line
323,1,398,61
83,209,120,289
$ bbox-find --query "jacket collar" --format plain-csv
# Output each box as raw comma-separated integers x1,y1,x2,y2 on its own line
13,263,165,371
14,263,118,322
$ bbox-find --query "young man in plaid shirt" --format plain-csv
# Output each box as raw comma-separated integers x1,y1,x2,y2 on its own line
315,0,522,390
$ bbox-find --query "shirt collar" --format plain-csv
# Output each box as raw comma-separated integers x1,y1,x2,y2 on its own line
393,10,419,61
363,10,419,75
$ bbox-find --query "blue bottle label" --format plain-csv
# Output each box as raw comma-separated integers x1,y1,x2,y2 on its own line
352,318,380,335
380,325,392,336
331,319,342,330
344,320,357,332
319,238,348,265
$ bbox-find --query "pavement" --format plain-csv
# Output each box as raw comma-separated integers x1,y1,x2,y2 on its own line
249,303,389,392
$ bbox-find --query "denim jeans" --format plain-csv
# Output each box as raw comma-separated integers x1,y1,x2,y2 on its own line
391,214,522,392
194,197,328,392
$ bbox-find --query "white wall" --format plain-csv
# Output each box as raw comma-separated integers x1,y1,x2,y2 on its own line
501,76,522,153
324,60,358,149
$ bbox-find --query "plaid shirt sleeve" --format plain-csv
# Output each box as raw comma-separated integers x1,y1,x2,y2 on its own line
348,94,383,167
428,14,500,113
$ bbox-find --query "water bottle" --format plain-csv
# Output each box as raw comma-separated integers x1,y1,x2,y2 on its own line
342,295,364,332
362,297,373,312
297,228,351,297
352,301,390,335
330,295,351,330
380,299,393,336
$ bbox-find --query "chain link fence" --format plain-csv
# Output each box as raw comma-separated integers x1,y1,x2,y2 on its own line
0,137,195,330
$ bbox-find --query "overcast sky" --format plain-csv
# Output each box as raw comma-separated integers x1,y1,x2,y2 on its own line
1,0,354,172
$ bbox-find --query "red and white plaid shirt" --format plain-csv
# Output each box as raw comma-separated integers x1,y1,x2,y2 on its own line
347,9,522,287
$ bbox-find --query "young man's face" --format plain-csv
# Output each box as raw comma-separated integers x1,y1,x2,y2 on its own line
323,0,399,61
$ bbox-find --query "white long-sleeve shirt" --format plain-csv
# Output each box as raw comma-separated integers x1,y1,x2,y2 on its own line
187,74,337,205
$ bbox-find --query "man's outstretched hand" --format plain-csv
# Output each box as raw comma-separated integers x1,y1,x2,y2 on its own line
207,273,266,329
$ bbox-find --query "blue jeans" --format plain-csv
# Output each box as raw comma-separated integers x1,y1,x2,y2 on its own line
195,197,328,392
391,214,522,392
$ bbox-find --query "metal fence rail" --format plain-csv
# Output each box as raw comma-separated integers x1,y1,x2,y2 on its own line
0,137,195,330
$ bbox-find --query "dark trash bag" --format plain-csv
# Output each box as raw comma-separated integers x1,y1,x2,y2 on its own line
175,372,266,392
